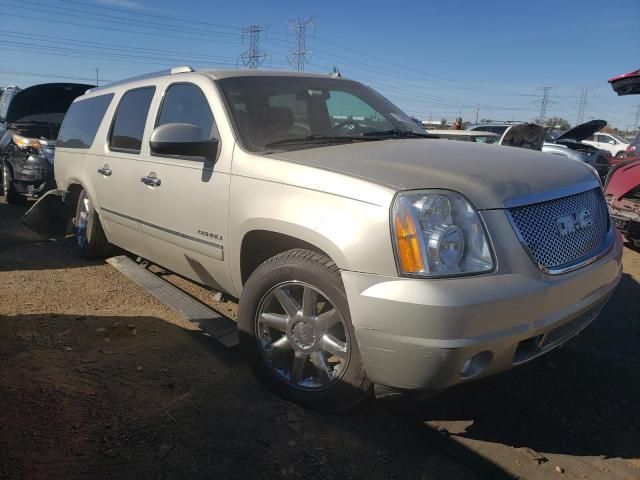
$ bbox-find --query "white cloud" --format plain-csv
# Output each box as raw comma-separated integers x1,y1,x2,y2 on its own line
95,0,143,9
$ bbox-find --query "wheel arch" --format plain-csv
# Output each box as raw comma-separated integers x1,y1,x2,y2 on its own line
236,223,348,290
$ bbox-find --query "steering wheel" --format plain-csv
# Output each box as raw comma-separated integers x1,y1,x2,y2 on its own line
332,120,365,134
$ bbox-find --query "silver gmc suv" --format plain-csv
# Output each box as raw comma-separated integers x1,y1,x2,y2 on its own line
51,67,622,410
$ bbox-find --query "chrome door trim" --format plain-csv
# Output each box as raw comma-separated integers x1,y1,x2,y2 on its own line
100,206,223,251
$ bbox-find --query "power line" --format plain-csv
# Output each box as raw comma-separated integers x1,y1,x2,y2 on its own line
0,29,240,63
0,69,114,83
241,24,268,69
286,17,315,71
6,0,242,40
57,0,243,32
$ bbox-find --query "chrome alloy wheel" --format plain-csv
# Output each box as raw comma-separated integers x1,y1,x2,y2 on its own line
256,281,350,390
75,191,90,250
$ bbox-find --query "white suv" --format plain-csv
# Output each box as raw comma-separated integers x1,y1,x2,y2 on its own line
44,67,622,410
583,132,630,157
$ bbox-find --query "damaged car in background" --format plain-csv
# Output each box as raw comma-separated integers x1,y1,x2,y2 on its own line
0,83,93,204
542,119,612,179
605,69,640,248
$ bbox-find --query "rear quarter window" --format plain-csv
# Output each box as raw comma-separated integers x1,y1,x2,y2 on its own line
57,94,114,149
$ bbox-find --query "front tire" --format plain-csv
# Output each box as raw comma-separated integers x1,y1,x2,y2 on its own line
2,163,24,205
73,188,113,259
238,249,371,411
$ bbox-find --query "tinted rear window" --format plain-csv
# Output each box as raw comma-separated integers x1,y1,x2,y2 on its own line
109,87,155,153
57,94,113,149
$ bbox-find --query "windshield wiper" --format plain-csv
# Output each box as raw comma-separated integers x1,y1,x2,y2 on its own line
264,134,382,148
361,129,436,139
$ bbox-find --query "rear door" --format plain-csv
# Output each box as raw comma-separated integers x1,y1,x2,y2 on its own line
136,78,233,293
94,86,155,256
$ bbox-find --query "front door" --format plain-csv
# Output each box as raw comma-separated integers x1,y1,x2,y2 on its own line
137,79,233,294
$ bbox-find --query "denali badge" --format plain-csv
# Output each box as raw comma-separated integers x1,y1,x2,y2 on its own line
556,209,593,236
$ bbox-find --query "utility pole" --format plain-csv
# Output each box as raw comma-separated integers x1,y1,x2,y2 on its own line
474,104,480,124
576,87,588,124
95,67,99,86
286,17,315,71
241,24,268,69
634,105,640,132
536,86,553,121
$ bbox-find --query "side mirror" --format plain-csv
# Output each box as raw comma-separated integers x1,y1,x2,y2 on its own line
150,123,218,160
608,139,616,145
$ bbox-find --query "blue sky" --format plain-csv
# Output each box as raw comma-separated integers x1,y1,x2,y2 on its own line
1,0,639,129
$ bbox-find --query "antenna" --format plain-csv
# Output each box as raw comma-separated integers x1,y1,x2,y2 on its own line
286,17,315,71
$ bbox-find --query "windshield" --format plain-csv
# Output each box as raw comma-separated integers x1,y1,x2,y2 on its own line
545,128,563,142
608,133,627,143
217,76,425,151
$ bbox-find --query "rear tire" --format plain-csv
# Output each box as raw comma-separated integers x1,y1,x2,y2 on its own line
73,188,113,259
238,249,371,411
2,163,25,205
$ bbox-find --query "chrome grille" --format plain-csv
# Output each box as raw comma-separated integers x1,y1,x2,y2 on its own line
508,188,609,272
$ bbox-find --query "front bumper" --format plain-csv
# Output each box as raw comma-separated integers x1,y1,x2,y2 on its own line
342,224,623,392
13,155,55,197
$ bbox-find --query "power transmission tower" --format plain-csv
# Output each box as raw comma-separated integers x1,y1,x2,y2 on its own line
241,24,268,69
634,105,640,132
474,104,480,123
286,17,315,71
576,88,588,124
536,86,553,121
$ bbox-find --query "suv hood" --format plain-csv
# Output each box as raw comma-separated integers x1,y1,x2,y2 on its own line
269,139,596,210
609,69,640,96
4,83,93,137
554,119,606,143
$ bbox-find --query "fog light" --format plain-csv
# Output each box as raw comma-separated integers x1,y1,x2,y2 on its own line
459,351,493,379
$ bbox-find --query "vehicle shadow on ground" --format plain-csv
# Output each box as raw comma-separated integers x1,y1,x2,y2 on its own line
0,313,480,480
399,272,640,461
0,201,100,272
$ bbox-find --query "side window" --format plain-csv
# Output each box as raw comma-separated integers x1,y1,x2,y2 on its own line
109,87,155,153
585,135,595,141
157,83,215,140
57,94,114,149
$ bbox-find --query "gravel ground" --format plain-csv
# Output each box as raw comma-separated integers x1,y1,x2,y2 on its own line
1,198,639,480
0,200,477,479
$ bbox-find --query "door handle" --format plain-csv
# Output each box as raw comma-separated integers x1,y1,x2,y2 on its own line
140,174,161,187
97,166,112,176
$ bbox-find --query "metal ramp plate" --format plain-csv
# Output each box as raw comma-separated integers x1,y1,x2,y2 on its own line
106,255,239,348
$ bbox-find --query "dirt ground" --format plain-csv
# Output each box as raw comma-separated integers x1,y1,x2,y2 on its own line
1,199,639,480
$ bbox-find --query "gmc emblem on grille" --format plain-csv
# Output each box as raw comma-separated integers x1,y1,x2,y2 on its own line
555,209,593,236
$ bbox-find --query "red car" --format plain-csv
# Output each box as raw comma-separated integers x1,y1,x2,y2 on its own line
605,69,640,247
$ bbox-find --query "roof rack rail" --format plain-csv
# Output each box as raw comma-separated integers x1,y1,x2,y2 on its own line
87,66,194,93
171,65,194,74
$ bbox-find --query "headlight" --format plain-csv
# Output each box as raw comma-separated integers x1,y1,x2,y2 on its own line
13,133,42,150
391,190,494,277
